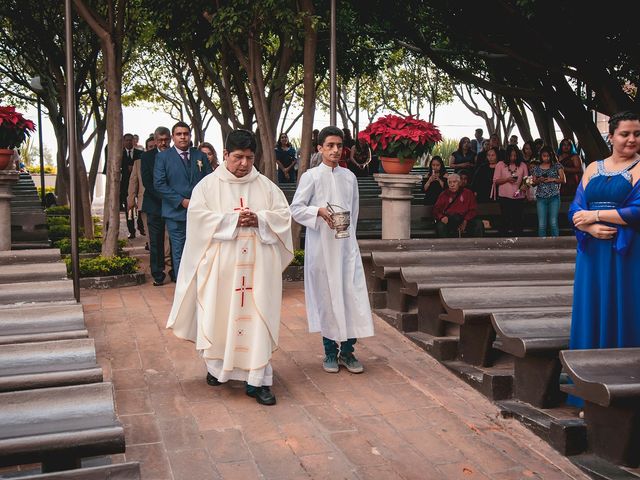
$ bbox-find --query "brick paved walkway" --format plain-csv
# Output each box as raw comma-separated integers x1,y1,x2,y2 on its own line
82,282,589,480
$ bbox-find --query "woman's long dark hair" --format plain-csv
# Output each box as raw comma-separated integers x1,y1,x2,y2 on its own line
505,145,523,166
428,156,446,178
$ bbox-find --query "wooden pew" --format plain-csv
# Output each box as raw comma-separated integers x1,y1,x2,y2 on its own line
0,339,102,392
400,262,574,338
439,285,574,366
372,248,575,312
491,310,571,407
560,348,640,467
17,462,140,479
0,383,124,472
0,304,88,345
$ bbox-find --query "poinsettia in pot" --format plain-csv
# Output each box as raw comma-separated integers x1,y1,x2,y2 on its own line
0,105,36,170
358,114,442,174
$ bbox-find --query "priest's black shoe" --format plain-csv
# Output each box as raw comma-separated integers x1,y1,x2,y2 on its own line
246,385,276,406
206,373,222,386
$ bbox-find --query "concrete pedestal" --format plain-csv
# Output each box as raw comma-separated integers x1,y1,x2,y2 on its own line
374,173,422,239
0,170,19,250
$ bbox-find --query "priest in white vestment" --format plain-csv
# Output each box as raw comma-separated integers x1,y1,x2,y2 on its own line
290,126,374,374
167,130,293,405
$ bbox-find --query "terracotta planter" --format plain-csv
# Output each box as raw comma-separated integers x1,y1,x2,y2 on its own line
379,156,416,174
0,148,14,170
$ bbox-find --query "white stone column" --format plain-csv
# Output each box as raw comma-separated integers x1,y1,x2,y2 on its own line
0,170,19,250
374,173,422,239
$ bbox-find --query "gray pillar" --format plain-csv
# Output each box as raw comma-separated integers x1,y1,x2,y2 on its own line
374,173,422,239
0,170,19,250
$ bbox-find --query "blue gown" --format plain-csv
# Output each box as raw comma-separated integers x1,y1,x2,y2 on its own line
569,159,640,350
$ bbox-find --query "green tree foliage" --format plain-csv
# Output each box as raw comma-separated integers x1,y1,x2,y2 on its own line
351,0,639,161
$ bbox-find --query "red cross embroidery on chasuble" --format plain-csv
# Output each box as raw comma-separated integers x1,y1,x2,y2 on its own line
234,197,246,211
234,275,253,307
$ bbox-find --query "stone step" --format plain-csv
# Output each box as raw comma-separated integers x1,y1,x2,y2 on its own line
10,241,52,250
0,280,75,305
0,303,87,345
0,262,67,284
0,249,61,265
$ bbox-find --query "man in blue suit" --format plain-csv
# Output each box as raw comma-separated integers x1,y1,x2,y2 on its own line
154,121,213,276
141,126,172,286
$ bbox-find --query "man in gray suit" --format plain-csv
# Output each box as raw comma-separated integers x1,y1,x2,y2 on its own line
141,126,172,285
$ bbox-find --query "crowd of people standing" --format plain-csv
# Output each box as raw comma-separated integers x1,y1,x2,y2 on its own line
422,127,585,237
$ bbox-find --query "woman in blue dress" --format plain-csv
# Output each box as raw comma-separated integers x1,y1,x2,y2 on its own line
569,111,640,351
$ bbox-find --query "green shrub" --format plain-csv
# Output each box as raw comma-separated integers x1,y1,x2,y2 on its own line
430,138,461,165
55,238,126,254
47,215,70,226
30,165,57,174
46,205,70,216
64,255,138,277
289,249,305,266
48,224,71,242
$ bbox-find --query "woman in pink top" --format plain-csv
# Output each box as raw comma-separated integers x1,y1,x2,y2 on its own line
493,145,529,235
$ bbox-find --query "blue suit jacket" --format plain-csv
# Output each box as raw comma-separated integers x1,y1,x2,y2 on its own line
153,146,213,221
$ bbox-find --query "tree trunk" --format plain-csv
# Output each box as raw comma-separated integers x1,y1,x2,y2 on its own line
243,36,277,182
292,0,318,249
548,75,609,164
101,44,124,256
88,121,106,201
553,111,574,141
505,96,532,142
529,99,555,147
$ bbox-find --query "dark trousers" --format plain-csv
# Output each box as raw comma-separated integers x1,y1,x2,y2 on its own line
323,337,357,356
435,215,484,238
147,212,167,283
498,198,526,236
165,218,186,276
126,208,136,237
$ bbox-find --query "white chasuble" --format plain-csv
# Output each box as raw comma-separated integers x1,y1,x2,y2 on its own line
290,163,374,342
167,164,293,380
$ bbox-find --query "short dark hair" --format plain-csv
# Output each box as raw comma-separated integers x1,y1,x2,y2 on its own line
145,137,155,149
608,111,640,135
171,121,190,134
225,129,257,153
123,133,133,140
318,126,343,146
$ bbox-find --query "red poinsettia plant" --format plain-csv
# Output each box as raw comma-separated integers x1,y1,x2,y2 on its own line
358,114,442,161
0,106,36,149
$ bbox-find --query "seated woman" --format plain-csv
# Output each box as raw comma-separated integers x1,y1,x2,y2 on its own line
348,138,372,177
433,173,484,238
449,137,476,172
422,156,447,205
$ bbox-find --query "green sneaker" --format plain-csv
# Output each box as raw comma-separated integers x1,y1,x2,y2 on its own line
338,353,364,374
323,353,339,373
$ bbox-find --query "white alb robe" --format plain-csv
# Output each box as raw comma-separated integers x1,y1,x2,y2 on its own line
290,163,374,342
166,164,293,385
